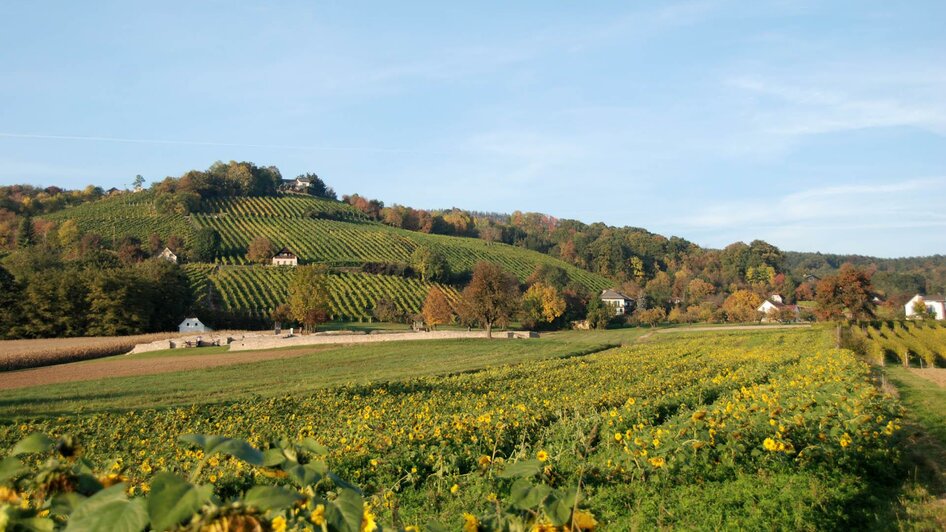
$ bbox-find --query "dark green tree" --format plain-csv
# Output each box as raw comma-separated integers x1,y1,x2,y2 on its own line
191,228,220,263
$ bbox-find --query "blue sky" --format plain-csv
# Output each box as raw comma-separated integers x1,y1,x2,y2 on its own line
1,1,944,257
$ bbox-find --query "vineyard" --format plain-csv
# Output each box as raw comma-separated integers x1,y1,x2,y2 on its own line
0,329,908,529
186,265,461,321
44,191,195,247
852,320,946,367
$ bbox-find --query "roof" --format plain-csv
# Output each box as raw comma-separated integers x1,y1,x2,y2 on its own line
274,247,296,258
917,294,946,303
759,300,798,311
600,289,632,300
179,317,203,324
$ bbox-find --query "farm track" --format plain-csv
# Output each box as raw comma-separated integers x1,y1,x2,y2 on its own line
0,347,325,390
909,368,946,388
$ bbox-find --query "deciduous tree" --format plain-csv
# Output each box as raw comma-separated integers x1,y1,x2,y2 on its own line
288,265,331,333
421,287,453,330
458,262,520,338
247,236,275,264
722,290,763,322
521,282,566,329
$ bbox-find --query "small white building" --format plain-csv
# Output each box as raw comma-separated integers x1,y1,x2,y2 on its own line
905,294,945,320
179,317,211,333
272,247,298,267
600,289,634,316
757,295,799,322
158,247,178,264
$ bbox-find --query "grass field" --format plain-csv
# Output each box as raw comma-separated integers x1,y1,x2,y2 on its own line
0,329,640,419
2,326,932,530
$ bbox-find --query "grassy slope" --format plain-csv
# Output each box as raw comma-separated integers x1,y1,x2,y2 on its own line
884,367,946,528
0,329,643,419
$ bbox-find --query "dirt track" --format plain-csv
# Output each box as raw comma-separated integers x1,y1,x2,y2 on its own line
910,368,946,388
0,348,322,391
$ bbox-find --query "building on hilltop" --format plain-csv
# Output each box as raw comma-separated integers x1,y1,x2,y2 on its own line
272,247,299,267
158,247,178,264
600,289,634,316
179,317,211,333
279,176,312,193
905,294,945,320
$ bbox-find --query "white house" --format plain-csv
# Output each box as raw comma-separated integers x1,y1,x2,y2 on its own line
280,176,312,193
905,294,946,320
272,247,299,267
600,289,634,316
757,294,799,322
158,247,178,264
179,317,211,333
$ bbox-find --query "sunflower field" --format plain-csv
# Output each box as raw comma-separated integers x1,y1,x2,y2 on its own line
0,329,905,530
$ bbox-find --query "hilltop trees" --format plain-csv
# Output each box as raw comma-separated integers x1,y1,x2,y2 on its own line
459,262,520,338
288,265,331,333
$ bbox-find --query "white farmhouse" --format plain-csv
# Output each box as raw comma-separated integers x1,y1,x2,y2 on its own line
158,247,178,264
179,317,211,333
757,294,799,322
600,289,634,316
272,247,299,267
905,294,946,320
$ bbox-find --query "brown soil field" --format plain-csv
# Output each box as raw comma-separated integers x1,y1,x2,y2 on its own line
0,347,322,390
0,331,253,372
909,368,946,388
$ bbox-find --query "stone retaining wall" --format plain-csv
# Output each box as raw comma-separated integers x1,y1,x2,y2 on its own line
228,330,537,352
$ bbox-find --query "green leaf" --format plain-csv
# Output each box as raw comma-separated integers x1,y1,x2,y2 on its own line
178,434,263,466
0,456,25,482
326,488,364,532
65,484,148,532
262,448,287,467
543,490,574,526
287,463,323,487
243,486,303,512
147,473,212,531
498,459,543,479
508,478,551,510
50,492,86,517
328,472,363,494
8,516,55,532
11,433,56,456
299,437,328,455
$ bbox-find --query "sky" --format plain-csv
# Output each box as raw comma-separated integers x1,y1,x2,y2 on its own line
1,1,944,258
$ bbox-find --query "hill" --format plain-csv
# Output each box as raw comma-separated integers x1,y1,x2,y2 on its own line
41,190,610,326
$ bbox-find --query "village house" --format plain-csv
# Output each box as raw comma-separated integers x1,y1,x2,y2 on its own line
280,176,312,193
179,317,210,333
905,294,946,320
272,247,299,266
600,289,634,316
158,247,178,264
757,294,799,322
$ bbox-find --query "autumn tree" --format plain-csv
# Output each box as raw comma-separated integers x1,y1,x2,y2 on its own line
288,265,331,333
521,282,566,329
815,263,875,323
421,287,454,330
372,296,403,323
56,220,80,253
686,278,715,303
722,290,763,322
271,304,294,330
458,262,520,338
247,236,275,264
637,307,667,327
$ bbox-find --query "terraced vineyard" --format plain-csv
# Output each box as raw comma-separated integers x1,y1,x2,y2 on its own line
853,321,946,367
187,265,460,321
44,191,195,246
42,192,610,324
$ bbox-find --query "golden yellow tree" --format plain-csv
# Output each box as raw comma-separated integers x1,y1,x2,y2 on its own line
521,282,566,329
422,286,453,330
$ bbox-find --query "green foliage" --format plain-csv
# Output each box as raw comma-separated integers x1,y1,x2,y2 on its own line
410,246,450,283
190,227,220,263
288,265,331,331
